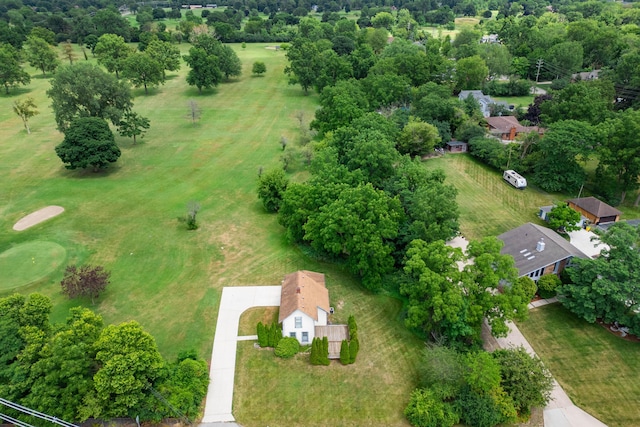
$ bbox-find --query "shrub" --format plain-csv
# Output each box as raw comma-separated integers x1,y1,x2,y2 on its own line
339,340,350,365
457,386,517,427
348,315,357,336
275,336,300,358
405,387,460,427
515,276,537,301
321,336,330,365
349,334,359,364
310,337,327,365
537,274,561,299
257,322,268,347
265,322,282,347
492,347,553,415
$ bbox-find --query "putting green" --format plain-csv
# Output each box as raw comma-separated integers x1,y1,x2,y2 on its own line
0,241,67,291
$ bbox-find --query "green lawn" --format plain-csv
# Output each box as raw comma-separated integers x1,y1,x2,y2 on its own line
422,154,559,240
493,94,535,108
518,304,640,427
234,290,423,427
0,43,320,360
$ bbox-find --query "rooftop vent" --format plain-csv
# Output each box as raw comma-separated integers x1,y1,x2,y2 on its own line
536,238,545,252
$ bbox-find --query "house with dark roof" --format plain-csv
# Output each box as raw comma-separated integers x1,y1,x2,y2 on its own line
279,270,330,345
486,116,544,141
567,197,622,225
458,90,509,118
498,223,588,281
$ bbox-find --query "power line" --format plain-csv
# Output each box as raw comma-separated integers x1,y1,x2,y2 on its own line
0,398,78,427
0,413,35,427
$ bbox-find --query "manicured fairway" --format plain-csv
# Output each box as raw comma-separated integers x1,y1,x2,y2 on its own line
0,241,67,290
422,154,558,240
518,304,640,427
0,43,320,359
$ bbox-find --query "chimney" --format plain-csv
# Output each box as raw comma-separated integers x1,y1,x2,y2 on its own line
296,287,301,294
536,238,545,252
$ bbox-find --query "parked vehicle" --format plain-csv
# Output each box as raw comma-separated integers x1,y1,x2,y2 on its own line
503,170,527,189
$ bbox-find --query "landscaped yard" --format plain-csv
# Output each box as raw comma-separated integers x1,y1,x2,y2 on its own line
518,304,640,427
422,154,559,240
234,291,423,427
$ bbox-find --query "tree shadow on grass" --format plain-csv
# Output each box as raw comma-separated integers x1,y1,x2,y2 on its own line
183,87,218,97
55,163,123,179
0,87,34,98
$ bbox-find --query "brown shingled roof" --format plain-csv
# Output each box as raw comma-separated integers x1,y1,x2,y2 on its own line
278,271,330,322
486,116,541,134
567,197,622,218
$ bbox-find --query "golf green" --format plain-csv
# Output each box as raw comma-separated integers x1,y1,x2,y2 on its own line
0,241,67,291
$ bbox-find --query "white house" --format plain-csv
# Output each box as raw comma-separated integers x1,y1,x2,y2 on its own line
279,270,330,345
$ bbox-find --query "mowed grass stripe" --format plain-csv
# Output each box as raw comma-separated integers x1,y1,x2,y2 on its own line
423,154,558,239
518,304,640,427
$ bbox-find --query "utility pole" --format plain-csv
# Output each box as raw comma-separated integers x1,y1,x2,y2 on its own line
535,58,544,83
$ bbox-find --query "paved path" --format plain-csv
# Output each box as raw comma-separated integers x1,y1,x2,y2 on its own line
493,298,607,427
201,286,281,423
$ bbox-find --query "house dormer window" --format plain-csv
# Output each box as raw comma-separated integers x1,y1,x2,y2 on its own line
295,317,302,328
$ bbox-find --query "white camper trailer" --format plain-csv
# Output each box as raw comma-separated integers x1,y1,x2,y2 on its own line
503,170,527,189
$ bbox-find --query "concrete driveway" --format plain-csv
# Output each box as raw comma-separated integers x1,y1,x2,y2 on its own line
201,286,281,423
568,229,609,258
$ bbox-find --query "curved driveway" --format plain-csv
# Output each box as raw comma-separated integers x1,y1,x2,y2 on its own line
201,286,281,423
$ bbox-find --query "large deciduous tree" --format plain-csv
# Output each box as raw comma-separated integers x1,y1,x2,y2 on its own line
401,237,528,347
596,108,640,204
24,307,103,421
183,47,222,92
145,39,181,78
532,120,593,193
91,321,165,418
304,184,403,291
25,35,59,76
454,55,489,91
94,34,133,78
284,37,319,94
398,117,440,157
122,52,164,94
0,43,30,94
47,62,133,130
55,117,121,171
560,222,640,336
310,79,368,136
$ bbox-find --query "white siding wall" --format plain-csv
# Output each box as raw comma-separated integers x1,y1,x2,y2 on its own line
282,309,315,344
316,308,327,326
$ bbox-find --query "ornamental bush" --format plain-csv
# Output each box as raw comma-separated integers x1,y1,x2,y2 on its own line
275,336,299,358
349,334,359,364
339,340,350,365
257,322,268,347
537,274,561,299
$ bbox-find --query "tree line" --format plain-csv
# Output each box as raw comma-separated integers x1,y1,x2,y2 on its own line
0,293,209,423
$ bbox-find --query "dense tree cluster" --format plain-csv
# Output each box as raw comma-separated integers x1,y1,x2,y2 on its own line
405,346,553,427
560,223,640,337
0,293,208,423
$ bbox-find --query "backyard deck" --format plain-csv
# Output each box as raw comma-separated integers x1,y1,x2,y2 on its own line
315,325,349,359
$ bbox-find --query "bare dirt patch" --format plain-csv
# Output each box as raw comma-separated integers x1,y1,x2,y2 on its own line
13,206,64,231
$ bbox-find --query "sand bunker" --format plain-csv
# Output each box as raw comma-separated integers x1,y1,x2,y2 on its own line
13,206,65,231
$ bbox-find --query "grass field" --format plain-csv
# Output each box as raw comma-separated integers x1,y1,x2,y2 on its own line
422,154,559,240
0,43,320,360
518,304,640,427
0,42,427,426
